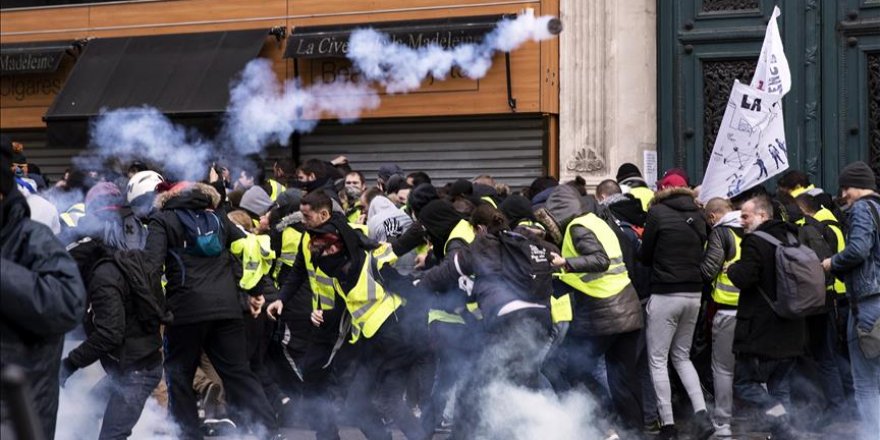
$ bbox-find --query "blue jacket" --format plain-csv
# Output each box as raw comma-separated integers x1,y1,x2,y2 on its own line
831,195,880,301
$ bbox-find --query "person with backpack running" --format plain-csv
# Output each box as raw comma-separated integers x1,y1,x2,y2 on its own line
143,181,281,440
417,204,555,437
727,195,809,440
822,161,880,438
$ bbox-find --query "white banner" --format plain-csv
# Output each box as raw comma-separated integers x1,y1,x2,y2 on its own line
750,6,790,95
699,80,789,202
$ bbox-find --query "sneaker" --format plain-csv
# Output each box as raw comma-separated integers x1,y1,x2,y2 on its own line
201,383,222,420
693,410,715,440
643,420,662,435
200,418,237,436
603,428,621,440
658,424,678,440
712,424,732,438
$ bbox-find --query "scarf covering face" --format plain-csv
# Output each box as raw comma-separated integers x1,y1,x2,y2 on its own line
416,199,464,257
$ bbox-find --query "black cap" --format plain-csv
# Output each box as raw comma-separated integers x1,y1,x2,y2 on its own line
616,163,642,182
839,161,877,191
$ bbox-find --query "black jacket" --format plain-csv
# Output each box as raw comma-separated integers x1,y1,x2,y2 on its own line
604,193,647,227
0,189,86,439
727,220,806,359
68,247,162,372
144,183,245,325
639,187,708,294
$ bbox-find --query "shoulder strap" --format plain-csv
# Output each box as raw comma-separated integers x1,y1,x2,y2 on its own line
676,211,705,241
751,230,782,247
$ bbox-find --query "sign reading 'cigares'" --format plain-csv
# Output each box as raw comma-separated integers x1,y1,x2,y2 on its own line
285,14,508,59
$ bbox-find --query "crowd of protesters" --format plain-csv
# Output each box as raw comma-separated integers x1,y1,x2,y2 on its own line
1,133,878,440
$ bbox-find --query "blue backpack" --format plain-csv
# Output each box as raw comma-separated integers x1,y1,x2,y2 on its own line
174,209,224,257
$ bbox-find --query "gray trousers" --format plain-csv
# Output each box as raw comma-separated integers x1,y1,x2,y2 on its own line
712,311,737,427
646,293,707,426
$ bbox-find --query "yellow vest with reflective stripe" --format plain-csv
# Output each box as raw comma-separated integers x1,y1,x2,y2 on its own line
350,222,368,235
517,219,546,231
230,234,275,290
268,179,286,202
334,244,402,343
712,228,742,306
814,208,846,294
789,184,816,198
559,213,631,299
347,205,363,224
302,232,338,311
60,202,86,227
273,227,303,282
445,219,475,254
550,293,573,323
629,187,654,212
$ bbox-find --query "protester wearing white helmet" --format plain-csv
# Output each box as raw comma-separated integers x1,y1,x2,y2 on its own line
126,170,164,219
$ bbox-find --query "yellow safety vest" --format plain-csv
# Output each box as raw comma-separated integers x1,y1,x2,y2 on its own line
629,187,654,212
230,234,274,290
559,213,631,298
60,202,85,228
789,184,816,198
444,219,475,254
273,227,303,283
814,208,846,294
302,232,338,311
516,219,546,231
268,179,286,202
334,244,403,343
347,204,363,224
350,222,368,236
711,228,742,306
481,196,498,208
550,293,573,323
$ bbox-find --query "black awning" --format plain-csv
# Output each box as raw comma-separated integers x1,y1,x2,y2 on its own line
45,28,268,122
284,14,507,59
1,40,74,75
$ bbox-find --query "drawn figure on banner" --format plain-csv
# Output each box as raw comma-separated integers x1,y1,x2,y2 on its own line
775,138,786,153
755,152,768,179
769,142,786,169
723,146,750,171
727,173,744,197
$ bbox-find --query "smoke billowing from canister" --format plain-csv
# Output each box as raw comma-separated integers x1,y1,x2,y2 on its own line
348,10,561,93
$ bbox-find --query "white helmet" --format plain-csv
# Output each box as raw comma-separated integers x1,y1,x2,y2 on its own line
126,170,164,203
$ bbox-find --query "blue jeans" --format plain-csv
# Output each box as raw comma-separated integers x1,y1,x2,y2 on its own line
848,295,880,437
734,355,793,414
96,363,163,440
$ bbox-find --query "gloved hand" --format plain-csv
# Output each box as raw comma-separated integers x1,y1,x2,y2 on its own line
59,358,78,387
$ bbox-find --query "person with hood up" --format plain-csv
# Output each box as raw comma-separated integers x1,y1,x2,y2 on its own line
616,163,654,212
367,195,415,273
417,204,555,437
143,180,280,439
699,197,744,437
0,136,86,440
638,173,714,440
72,182,148,251
536,184,644,429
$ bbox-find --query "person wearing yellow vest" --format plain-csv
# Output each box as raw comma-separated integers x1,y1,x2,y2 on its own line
60,202,86,228
540,184,644,430
617,162,655,212
700,198,743,437
417,204,555,437
793,193,855,416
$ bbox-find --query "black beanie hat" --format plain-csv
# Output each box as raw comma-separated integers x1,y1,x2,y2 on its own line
1,135,14,196
616,163,642,182
838,161,877,191
408,183,439,217
450,179,473,197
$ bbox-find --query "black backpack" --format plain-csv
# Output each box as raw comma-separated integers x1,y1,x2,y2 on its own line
109,249,174,331
798,218,835,288
497,230,555,301
174,209,224,257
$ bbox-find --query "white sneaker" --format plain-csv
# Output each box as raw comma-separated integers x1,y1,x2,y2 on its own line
713,424,733,438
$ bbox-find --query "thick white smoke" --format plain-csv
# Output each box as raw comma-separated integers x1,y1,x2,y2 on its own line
348,11,559,93
85,107,213,181
480,383,604,440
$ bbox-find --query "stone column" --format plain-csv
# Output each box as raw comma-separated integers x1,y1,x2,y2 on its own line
559,0,657,186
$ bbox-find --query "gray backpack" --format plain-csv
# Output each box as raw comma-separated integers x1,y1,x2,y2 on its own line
752,231,826,319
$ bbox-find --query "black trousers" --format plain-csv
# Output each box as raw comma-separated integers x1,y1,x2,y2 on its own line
561,329,644,428
165,319,277,439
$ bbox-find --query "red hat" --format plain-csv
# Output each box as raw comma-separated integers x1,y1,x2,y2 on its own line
657,174,688,191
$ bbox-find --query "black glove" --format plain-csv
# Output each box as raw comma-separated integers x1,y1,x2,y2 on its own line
59,358,78,388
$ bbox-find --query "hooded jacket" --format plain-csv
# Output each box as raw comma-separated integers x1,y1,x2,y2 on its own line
601,193,647,227
143,182,246,325
1,189,86,438
367,196,413,243
700,210,744,285
544,185,642,336
639,187,708,294
728,220,806,359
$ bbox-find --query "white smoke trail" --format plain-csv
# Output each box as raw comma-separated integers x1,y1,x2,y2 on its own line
348,11,559,93
85,107,213,181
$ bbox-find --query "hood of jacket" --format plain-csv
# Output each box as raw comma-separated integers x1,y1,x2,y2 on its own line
154,182,221,211
651,187,700,213
367,195,412,240
544,184,587,229
715,210,742,228
602,193,646,226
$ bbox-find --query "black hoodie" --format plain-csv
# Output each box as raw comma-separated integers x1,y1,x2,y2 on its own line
639,187,708,294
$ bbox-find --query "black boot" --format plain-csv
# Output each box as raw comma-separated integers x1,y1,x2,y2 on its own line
658,424,678,440
692,410,715,440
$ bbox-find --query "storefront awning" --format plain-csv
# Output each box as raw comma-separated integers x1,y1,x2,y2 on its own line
284,14,507,59
1,41,75,75
43,28,269,147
